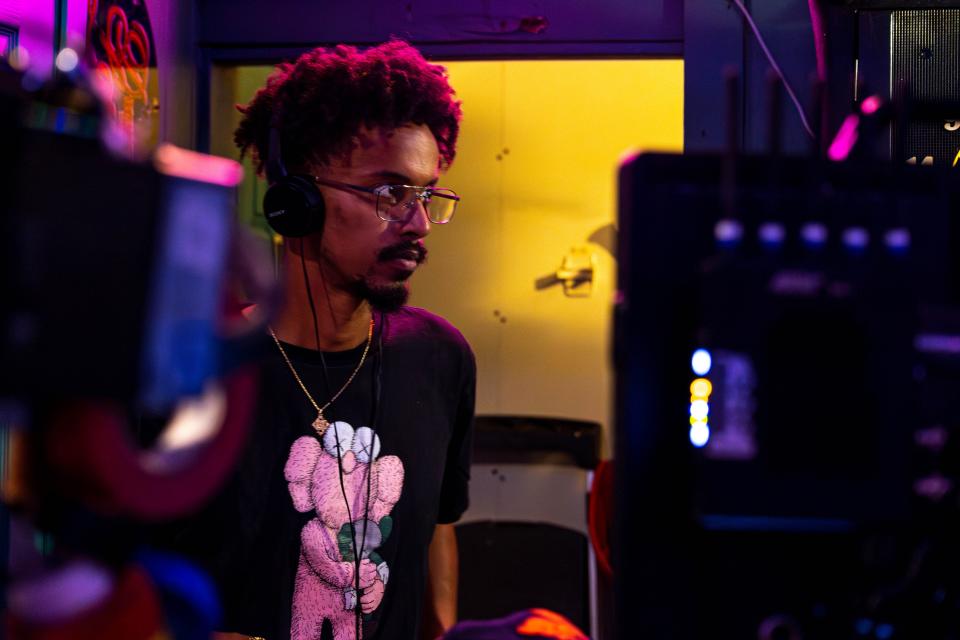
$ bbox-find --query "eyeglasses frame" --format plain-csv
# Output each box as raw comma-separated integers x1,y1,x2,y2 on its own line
311,175,459,224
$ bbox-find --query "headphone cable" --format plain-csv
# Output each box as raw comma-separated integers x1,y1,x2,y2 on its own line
298,243,365,634
356,311,384,636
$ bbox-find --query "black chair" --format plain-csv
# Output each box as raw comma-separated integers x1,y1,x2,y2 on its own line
456,415,601,637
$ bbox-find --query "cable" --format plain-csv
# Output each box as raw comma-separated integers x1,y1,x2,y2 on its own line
298,242,365,636
354,311,384,638
274,111,369,634
329,409,362,640
299,238,322,353
730,0,816,140
807,0,828,86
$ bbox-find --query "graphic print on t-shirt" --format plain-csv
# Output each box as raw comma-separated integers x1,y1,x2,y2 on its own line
284,421,405,640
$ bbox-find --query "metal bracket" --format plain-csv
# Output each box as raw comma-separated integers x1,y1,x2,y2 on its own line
535,247,596,297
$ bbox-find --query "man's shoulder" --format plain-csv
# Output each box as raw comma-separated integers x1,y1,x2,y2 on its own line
390,306,473,354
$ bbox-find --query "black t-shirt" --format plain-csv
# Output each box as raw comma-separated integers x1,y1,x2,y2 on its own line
172,306,475,640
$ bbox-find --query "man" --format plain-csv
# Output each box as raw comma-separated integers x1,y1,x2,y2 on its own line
186,41,474,640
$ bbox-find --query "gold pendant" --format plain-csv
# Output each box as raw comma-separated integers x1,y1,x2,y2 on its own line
312,413,329,436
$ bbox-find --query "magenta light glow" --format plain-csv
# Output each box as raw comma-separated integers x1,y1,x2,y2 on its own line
154,144,244,187
828,114,860,162
2,0,55,75
860,95,882,116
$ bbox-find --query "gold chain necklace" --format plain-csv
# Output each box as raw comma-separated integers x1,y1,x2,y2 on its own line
269,317,374,436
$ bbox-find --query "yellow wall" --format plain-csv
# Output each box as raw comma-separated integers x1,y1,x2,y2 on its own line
411,60,683,454
212,59,684,455
210,65,272,238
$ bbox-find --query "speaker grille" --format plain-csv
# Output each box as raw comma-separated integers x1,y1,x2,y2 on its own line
891,9,960,165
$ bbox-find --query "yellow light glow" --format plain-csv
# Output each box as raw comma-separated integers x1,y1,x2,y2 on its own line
690,378,713,398
690,416,709,427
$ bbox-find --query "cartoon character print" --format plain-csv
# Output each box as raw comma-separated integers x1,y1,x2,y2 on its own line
284,421,405,640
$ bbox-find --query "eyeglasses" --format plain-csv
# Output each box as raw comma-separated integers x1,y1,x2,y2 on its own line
313,176,459,224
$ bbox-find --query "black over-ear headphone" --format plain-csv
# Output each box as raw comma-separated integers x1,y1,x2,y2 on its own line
262,109,326,238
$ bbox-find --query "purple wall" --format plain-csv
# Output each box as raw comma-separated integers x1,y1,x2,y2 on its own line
0,0,55,74
145,0,197,147
196,0,683,58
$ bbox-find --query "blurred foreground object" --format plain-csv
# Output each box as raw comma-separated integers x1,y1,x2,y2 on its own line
615,144,960,638
442,608,589,640
0,56,276,639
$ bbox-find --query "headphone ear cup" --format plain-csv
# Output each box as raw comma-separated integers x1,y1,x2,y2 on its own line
262,175,326,238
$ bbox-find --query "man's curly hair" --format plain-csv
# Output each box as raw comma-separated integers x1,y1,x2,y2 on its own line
234,41,462,175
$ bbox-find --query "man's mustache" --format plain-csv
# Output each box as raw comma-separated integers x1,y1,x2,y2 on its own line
378,242,427,264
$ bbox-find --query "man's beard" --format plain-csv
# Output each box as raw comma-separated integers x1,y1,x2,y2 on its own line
353,280,409,312
350,241,428,312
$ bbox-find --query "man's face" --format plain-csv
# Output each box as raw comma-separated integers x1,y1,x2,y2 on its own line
313,124,441,310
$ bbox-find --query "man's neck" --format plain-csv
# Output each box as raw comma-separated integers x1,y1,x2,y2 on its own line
273,251,372,352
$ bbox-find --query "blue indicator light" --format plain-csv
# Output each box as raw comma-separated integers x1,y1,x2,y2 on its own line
884,228,910,253
801,222,828,248
690,400,710,420
714,219,743,247
842,227,870,251
758,222,786,247
691,349,712,376
689,422,710,447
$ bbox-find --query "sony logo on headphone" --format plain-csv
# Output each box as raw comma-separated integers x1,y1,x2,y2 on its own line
266,209,286,218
